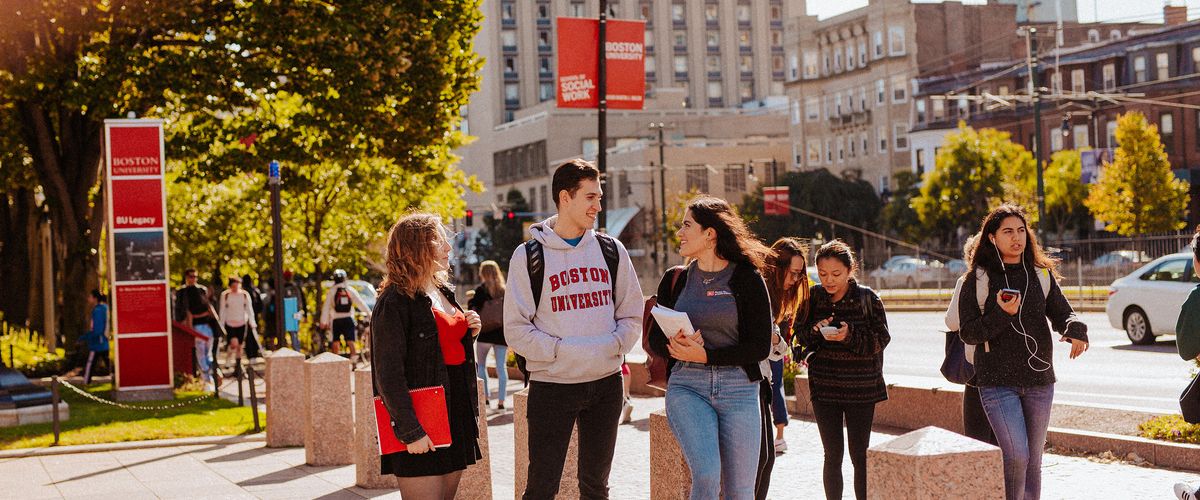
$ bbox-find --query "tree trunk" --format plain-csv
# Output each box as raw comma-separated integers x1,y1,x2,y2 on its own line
0,188,34,326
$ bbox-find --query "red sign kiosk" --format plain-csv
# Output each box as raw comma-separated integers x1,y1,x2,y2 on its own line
104,119,174,400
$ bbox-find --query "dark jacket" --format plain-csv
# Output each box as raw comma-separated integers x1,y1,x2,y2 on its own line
958,263,1088,388
468,285,507,346
370,285,479,444
647,263,773,382
797,280,890,405
1177,285,1200,362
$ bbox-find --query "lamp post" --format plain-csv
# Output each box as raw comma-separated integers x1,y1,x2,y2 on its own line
649,122,674,270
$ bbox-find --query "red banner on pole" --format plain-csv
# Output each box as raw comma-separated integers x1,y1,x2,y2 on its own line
763,186,789,216
105,120,173,394
557,17,646,110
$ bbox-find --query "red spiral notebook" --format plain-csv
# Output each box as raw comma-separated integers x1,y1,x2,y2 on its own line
374,385,452,455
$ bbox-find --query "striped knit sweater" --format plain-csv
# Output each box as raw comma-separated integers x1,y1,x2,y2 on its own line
796,280,890,405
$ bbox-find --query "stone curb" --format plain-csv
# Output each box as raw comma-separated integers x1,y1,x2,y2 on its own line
1047,427,1200,472
0,433,267,459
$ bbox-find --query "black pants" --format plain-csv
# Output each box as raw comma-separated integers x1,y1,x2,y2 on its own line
754,379,776,500
523,373,623,500
963,384,998,445
812,401,876,500
83,350,110,384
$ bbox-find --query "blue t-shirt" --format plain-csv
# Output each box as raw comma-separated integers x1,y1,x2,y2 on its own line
563,236,584,247
87,303,109,352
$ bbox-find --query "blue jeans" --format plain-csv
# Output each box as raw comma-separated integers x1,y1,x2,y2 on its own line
475,342,508,404
979,384,1054,500
193,323,213,376
666,362,762,500
769,359,788,426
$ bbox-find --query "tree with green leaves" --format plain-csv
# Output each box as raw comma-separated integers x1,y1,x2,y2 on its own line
878,170,922,242
475,189,533,270
1042,149,1090,239
912,123,1037,243
0,1,481,355
741,169,882,248
1085,111,1189,236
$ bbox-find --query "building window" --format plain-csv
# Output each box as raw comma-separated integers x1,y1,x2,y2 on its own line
504,56,517,74
837,136,845,162
686,166,709,193
932,99,944,122
706,55,720,73
826,138,833,164
1157,52,1170,81
708,81,723,100
739,81,754,102
1134,56,1147,83
861,132,869,155
502,30,517,48
1087,29,1100,43
501,2,515,21
915,99,926,124
1161,112,1175,154
1073,125,1089,149
891,75,907,103
845,45,855,70
1050,71,1062,94
1193,47,1200,73
807,140,821,165
873,31,883,58
570,1,585,17
957,98,969,119
737,3,751,22
505,83,519,103
645,29,655,48
834,94,842,116
858,41,868,67
790,99,800,123
739,30,751,48
915,148,925,175
740,55,753,73
876,79,886,105
859,86,868,110
540,56,552,74
672,3,685,22
673,55,687,74
674,30,687,47
893,123,909,150
539,82,554,102
1102,63,1116,90
833,49,842,73
1110,29,1122,40
806,97,819,121
1071,69,1085,93
724,165,746,194
770,4,782,21
1050,128,1063,152
538,2,550,19
771,30,783,47
538,30,551,48
640,1,652,19
705,3,719,22
849,134,856,157
1107,119,1117,147
772,54,784,72
878,126,888,153
822,49,830,75
645,55,656,73
888,26,906,56
789,54,799,80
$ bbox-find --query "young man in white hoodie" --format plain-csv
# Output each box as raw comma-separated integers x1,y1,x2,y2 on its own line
505,159,644,500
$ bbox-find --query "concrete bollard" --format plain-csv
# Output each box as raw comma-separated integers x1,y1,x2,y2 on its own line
304,352,353,465
266,348,305,447
649,409,691,500
456,384,494,500
867,426,1004,500
353,368,399,489
514,388,580,499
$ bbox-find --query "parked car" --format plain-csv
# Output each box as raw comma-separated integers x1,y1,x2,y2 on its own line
1105,252,1197,345
881,255,919,270
868,259,952,289
947,259,968,276
1090,250,1152,272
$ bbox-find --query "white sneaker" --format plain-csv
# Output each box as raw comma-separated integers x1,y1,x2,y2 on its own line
774,438,787,454
620,400,634,424
1177,483,1198,500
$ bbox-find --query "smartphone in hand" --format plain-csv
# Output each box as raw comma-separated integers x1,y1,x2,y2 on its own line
999,288,1021,302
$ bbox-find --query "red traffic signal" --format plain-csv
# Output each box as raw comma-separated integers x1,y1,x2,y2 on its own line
506,211,515,220
464,209,474,226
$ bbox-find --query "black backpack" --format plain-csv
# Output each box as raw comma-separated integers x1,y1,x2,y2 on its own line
334,286,353,313
514,233,620,381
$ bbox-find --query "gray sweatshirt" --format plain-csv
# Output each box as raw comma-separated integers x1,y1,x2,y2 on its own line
503,216,644,384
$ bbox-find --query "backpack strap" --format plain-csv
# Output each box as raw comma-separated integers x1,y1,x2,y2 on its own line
595,232,621,295
1037,267,1052,298
525,239,545,310
973,269,990,354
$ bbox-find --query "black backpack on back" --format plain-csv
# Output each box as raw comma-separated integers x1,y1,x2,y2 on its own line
513,233,620,382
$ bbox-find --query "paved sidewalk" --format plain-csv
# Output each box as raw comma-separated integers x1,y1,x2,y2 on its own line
4,385,1198,499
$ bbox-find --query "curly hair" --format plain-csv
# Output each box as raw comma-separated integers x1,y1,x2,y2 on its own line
686,197,774,273
380,213,450,297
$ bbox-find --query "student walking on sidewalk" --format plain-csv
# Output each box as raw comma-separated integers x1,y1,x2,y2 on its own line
81,289,110,384
505,159,644,500
220,276,257,374
958,204,1089,500
798,241,890,500
371,213,483,498
647,197,774,500
468,260,509,411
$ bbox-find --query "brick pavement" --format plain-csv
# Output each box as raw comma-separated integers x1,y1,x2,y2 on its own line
3,386,1198,499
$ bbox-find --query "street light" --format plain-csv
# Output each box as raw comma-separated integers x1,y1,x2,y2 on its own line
649,122,675,273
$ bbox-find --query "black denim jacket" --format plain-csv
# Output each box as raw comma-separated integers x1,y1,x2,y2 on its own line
370,285,479,444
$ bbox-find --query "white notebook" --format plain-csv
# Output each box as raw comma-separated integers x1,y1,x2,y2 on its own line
650,304,696,337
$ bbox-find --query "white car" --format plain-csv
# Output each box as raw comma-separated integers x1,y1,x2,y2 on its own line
1106,252,1197,345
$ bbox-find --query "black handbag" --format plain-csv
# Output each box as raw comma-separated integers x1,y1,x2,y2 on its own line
1182,375,1200,424
940,331,974,385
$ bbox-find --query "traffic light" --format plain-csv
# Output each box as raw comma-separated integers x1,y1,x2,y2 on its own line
465,209,473,226
506,210,515,220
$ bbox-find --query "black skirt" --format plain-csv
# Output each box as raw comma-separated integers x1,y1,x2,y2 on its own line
381,362,481,477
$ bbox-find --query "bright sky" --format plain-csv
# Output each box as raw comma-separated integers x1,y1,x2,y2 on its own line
808,0,1199,23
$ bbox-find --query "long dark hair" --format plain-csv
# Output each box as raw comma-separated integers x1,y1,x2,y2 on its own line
767,238,811,333
687,197,773,273
966,204,1060,279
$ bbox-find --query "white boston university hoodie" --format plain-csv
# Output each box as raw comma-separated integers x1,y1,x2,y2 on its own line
504,216,644,384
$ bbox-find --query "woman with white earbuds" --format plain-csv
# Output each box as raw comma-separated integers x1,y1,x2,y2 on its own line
958,204,1088,500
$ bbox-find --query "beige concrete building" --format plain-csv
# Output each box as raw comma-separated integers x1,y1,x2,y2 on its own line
783,0,1020,194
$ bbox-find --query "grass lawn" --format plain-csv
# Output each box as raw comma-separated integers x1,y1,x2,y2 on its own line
0,383,264,450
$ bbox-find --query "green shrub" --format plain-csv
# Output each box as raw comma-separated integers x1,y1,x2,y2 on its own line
1138,414,1200,445
1,325,66,378
782,360,805,396
506,349,517,367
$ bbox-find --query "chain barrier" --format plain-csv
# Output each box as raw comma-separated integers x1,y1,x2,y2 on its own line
57,378,215,411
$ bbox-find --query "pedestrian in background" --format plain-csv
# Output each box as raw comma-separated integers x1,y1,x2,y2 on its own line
647,197,774,500
176,268,222,383
220,276,257,374
320,269,371,361
371,213,482,497
959,204,1088,500
798,240,890,500
81,289,110,384
754,237,812,499
468,260,509,411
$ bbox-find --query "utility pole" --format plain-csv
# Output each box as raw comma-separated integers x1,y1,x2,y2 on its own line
268,160,285,351
598,0,608,232
1027,27,1046,224
649,122,673,271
